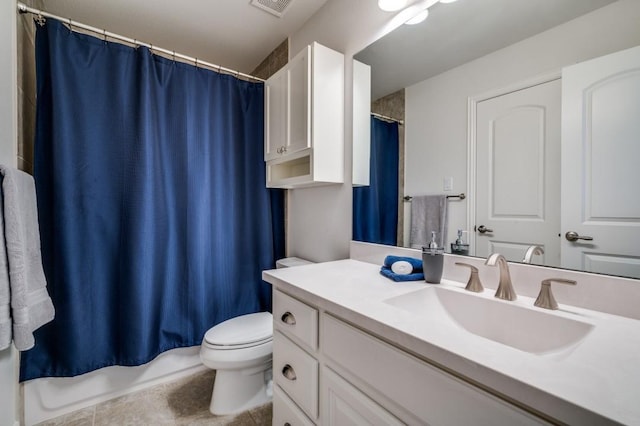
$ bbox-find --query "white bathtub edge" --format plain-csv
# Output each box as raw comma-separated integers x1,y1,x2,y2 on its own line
24,346,205,425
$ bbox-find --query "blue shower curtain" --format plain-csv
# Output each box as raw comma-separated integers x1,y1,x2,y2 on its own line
21,19,284,380
352,117,399,245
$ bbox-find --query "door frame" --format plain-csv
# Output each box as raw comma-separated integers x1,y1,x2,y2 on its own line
466,70,561,254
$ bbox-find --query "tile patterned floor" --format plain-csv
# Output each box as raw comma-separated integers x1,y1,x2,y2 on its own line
35,370,272,426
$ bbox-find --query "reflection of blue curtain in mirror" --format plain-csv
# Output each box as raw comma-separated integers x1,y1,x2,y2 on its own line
353,117,399,245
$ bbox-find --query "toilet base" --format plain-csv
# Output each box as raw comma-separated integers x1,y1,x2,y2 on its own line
210,367,273,415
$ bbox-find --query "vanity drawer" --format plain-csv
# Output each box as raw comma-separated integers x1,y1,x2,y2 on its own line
273,289,318,352
274,330,319,420
322,314,548,425
273,384,315,426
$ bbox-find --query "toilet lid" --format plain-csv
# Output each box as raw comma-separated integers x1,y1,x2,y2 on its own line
204,312,273,347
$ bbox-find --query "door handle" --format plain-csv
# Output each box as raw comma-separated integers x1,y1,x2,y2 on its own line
565,231,593,242
476,225,494,234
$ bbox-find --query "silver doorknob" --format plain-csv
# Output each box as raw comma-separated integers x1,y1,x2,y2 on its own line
477,225,494,234
565,231,593,242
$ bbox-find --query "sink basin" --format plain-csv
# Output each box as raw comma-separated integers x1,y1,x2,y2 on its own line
384,287,594,355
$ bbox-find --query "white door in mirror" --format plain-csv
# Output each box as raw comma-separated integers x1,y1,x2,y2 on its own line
561,45,640,279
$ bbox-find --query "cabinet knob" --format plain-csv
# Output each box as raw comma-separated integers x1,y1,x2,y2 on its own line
282,364,297,381
281,311,296,325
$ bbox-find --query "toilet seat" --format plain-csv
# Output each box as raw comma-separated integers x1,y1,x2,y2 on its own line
204,312,272,350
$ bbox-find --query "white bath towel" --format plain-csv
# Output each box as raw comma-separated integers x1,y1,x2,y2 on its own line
0,187,10,350
410,195,448,249
0,166,54,351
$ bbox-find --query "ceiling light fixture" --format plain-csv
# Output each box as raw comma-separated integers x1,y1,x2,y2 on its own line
378,0,410,12
405,8,429,25
439,0,458,3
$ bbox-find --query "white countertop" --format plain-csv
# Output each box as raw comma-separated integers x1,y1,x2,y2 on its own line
263,259,640,425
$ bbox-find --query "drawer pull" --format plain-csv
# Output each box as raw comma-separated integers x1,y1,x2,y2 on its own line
284,423,291,426
281,311,296,325
282,364,297,381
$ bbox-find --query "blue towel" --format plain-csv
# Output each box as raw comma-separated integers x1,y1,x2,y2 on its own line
383,255,423,272
380,266,425,282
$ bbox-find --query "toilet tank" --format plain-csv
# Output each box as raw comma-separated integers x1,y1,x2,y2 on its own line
275,257,313,269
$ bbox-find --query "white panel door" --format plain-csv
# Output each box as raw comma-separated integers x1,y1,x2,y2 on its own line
475,80,561,265
561,45,640,279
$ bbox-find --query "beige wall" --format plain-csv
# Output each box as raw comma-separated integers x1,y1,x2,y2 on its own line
251,39,288,81
17,1,39,175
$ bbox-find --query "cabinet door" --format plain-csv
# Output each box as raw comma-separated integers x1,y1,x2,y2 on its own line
322,367,403,426
265,67,287,161
287,45,311,155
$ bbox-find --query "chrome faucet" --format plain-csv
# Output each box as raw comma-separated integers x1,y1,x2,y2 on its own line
485,253,517,301
522,245,544,264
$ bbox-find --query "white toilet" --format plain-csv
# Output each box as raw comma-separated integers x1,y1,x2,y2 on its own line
200,258,312,415
200,311,274,415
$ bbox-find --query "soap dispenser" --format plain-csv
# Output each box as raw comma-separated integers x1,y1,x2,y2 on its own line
450,229,470,256
422,231,444,283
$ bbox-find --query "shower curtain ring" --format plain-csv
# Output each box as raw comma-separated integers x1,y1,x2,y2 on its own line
103,29,107,43
195,58,199,68
172,51,176,62
67,17,73,32
35,13,45,26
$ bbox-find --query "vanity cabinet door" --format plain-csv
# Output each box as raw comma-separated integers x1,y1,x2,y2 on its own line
321,366,403,426
322,314,549,425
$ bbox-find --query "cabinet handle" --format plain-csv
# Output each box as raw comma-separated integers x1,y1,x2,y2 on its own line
284,423,291,426
281,311,296,325
282,364,297,381
276,146,283,154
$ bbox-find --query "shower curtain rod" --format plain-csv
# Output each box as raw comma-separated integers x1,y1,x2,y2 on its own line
372,112,404,125
16,2,265,82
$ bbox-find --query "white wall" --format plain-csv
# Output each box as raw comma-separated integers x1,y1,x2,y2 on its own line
287,0,435,262
405,0,640,248
0,0,19,424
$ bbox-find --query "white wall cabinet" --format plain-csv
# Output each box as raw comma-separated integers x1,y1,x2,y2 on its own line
272,289,550,426
264,42,344,189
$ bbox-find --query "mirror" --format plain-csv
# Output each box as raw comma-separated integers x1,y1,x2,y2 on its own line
353,0,640,279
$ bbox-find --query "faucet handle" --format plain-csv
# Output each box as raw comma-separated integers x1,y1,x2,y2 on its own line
455,262,483,293
534,278,577,310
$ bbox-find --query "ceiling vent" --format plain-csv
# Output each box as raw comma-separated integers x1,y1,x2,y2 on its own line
250,0,294,18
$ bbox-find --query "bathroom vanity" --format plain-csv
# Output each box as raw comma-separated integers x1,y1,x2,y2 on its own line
263,258,640,425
